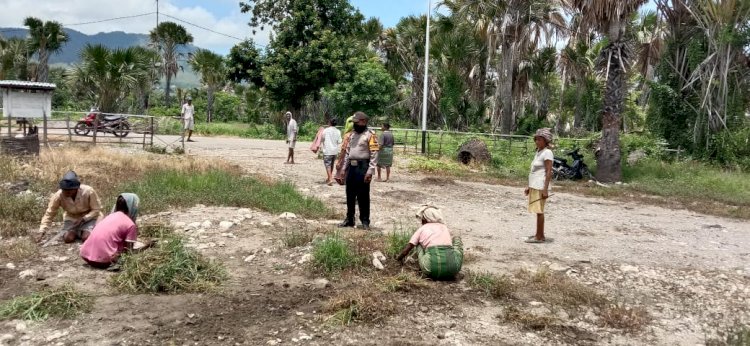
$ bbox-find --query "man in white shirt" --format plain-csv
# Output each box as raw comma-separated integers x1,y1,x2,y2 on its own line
181,97,195,142
285,111,298,164
320,118,342,185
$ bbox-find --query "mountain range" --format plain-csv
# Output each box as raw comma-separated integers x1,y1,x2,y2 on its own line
0,27,199,64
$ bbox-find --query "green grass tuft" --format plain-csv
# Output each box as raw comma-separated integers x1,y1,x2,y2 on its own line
111,234,226,293
384,227,413,259
312,232,360,274
281,228,314,248
119,169,333,218
0,285,93,321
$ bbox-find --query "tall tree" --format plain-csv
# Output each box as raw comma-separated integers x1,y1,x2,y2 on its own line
560,39,596,129
23,17,68,83
573,0,647,182
69,44,153,112
226,39,264,86
149,22,193,106
240,0,368,118
0,37,31,80
189,49,227,123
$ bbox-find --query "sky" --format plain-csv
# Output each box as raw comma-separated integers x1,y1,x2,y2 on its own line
0,0,429,54
0,0,657,55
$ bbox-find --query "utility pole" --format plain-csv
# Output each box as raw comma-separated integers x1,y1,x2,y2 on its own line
156,0,159,28
421,0,432,154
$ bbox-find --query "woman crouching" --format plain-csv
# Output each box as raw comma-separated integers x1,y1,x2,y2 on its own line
396,204,463,280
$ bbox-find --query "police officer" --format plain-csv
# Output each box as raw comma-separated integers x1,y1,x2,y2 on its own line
336,111,379,230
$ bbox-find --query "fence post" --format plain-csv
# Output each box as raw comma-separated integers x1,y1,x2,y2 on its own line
438,132,444,158
404,129,409,154
42,111,48,146
150,117,154,147
93,116,98,144
66,113,72,142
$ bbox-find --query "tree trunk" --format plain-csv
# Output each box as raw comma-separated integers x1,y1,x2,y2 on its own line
538,87,550,122
165,74,172,107
497,42,513,134
37,48,49,82
573,80,584,129
597,47,625,183
207,88,214,123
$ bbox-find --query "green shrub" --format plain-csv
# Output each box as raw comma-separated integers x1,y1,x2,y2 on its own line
0,285,93,321
620,133,665,158
384,227,412,259
312,232,359,274
119,169,333,218
709,127,750,169
111,234,226,293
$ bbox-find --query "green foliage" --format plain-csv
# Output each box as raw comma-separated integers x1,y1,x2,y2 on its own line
384,227,413,259
312,232,360,274
227,39,264,86
323,59,396,117
708,127,750,169
281,229,314,248
119,169,333,218
111,234,226,293
0,285,93,321
244,0,370,110
619,133,664,158
212,92,243,122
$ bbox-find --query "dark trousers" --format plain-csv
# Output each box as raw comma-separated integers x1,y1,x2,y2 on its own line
345,161,370,225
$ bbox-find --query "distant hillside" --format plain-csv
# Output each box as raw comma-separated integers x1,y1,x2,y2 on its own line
1,27,201,87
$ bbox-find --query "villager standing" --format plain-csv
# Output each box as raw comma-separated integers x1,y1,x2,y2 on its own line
377,122,395,182
181,97,195,142
285,111,298,164
320,118,342,186
336,112,379,230
525,128,554,243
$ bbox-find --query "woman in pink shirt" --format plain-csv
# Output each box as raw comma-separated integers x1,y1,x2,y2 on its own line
396,204,463,280
80,193,152,269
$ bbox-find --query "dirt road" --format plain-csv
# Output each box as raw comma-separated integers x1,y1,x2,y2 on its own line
1,135,748,345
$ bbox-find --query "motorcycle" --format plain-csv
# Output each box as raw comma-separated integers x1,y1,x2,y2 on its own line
552,148,593,180
73,108,131,137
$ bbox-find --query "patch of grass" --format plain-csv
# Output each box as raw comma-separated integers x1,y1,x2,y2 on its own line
465,271,516,299
408,156,466,176
111,234,226,293
173,146,185,155
0,237,39,261
324,285,398,325
501,305,559,331
0,285,93,321
120,169,333,218
282,228,314,248
384,227,412,259
145,145,168,155
380,272,429,293
598,303,650,331
137,222,176,238
516,269,607,309
312,232,361,274
709,325,750,346
0,191,44,237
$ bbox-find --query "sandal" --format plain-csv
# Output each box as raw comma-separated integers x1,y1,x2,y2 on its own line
524,236,546,244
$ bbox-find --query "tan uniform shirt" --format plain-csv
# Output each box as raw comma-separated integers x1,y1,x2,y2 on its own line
338,130,379,176
39,184,103,231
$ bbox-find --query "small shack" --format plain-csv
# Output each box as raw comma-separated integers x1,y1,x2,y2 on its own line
0,80,56,155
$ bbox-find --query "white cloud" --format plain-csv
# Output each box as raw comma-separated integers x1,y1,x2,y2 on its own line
0,0,269,54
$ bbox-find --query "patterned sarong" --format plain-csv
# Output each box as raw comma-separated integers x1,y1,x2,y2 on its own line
417,237,463,280
378,147,393,167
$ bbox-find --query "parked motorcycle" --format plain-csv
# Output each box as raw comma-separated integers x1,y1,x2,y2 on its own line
552,148,592,180
73,108,131,137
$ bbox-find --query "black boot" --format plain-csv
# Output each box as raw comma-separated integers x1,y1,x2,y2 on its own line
360,223,370,231
338,220,355,228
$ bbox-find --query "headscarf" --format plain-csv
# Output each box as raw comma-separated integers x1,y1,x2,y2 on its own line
416,203,445,224
113,193,140,222
344,115,355,134
534,128,553,147
59,171,81,190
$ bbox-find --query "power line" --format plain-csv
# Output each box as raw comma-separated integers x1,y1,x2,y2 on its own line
159,13,244,41
64,12,156,26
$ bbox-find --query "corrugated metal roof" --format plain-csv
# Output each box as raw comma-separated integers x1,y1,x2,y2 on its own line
0,80,57,90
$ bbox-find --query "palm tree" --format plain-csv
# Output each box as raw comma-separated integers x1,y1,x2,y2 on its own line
0,37,31,80
560,39,596,129
70,44,153,112
572,0,647,182
633,10,665,110
497,0,567,134
149,22,193,106
188,49,227,123
23,17,69,83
